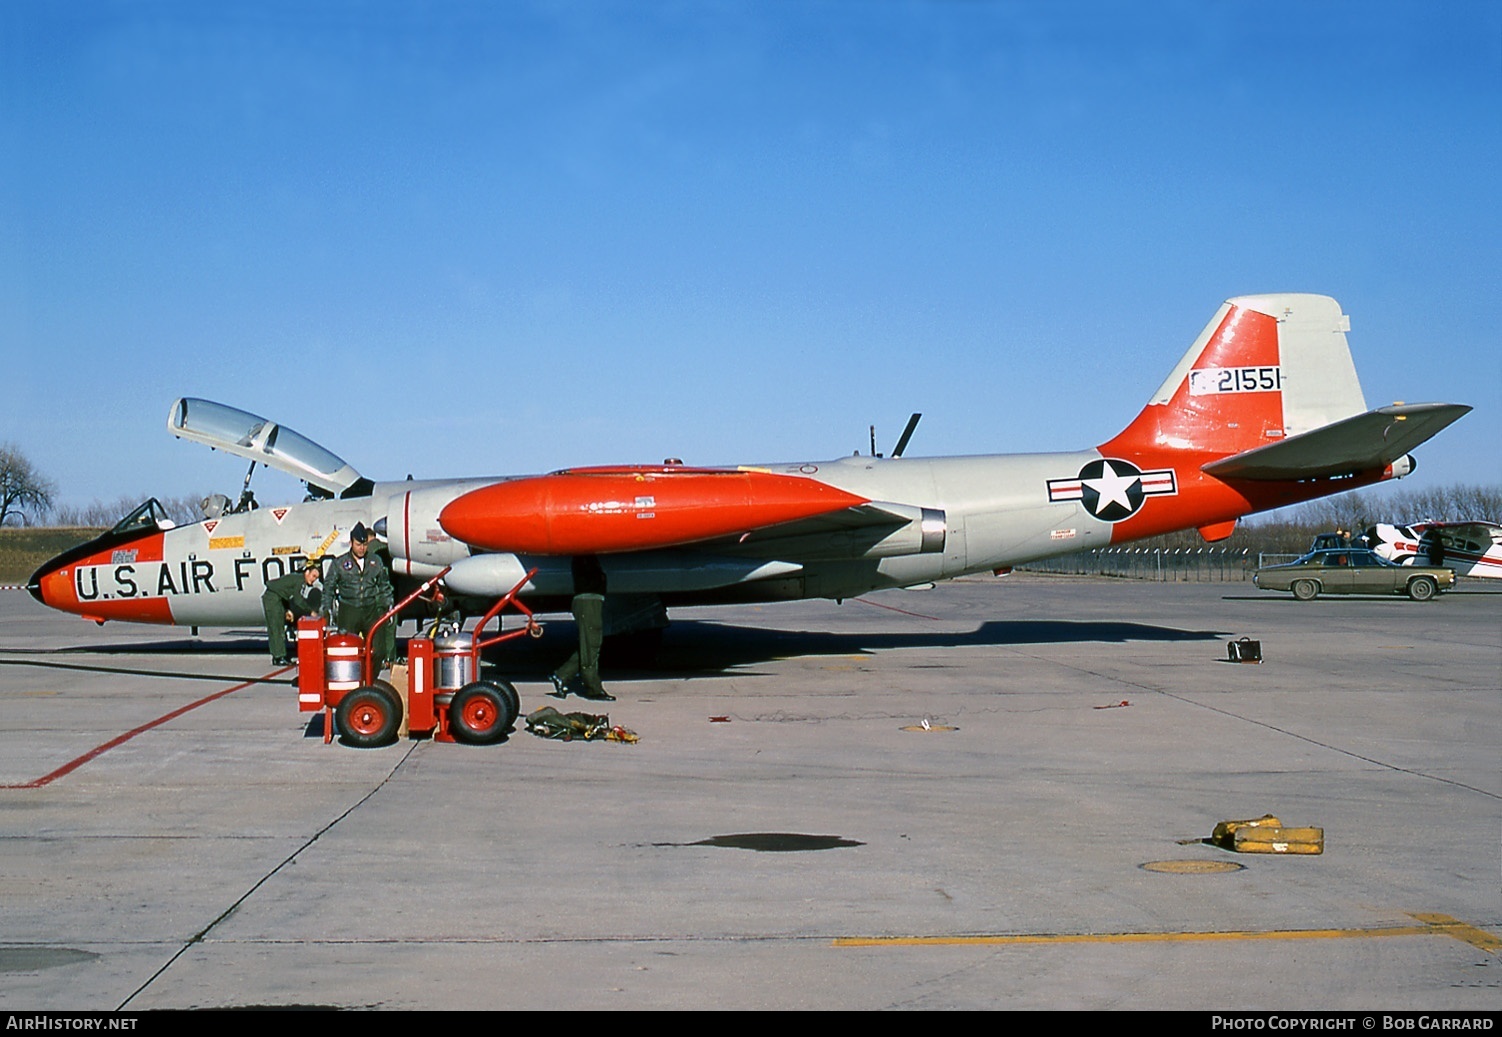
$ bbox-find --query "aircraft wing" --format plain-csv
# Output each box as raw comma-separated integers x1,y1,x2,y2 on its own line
705,501,946,561
1202,402,1471,481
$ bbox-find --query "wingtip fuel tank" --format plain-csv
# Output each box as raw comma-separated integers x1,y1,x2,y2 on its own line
438,466,871,555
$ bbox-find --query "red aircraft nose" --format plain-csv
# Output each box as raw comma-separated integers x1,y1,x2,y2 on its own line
28,529,174,623
439,466,868,555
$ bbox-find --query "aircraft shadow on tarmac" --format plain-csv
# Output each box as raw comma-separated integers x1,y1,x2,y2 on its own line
13,619,1226,682
24,635,275,657
491,618,1229,680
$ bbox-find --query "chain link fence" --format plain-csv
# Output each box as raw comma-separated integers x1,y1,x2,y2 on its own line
1021,547,1259,581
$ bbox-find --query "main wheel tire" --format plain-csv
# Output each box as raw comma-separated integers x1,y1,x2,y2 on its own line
1407,576,1437,601
450,681,518,745
1292,579,1319,601
336,685,402,748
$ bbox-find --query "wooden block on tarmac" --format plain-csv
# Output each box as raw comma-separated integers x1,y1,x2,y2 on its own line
1211,814,1283,848
391,663,409,737
1232,826,1324,854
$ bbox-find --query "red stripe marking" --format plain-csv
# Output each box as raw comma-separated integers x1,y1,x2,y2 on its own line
851,597,941,621
0,665,292,789
403,490,412,577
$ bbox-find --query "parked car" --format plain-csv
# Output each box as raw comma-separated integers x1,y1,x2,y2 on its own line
1253,548,1455,601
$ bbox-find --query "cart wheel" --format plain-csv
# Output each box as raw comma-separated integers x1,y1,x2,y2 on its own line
450,681,518,745
490,679,521,729
336,685,402,748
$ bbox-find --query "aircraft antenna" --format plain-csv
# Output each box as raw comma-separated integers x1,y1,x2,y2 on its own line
891,413,922,458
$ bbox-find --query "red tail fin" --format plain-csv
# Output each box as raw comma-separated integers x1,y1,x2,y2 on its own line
1103,293,1366,461
1094,294,1371,542
1106,302,1283,459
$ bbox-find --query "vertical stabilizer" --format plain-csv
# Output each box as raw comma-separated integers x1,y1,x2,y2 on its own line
1104,293,1367,459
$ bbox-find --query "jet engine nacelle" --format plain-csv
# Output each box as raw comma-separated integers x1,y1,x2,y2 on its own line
1384,454,1416,480
380,483,488,578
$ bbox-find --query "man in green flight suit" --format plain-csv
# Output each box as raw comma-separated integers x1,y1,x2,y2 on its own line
320,522,396,674
549,554,613,701
262,559,322,666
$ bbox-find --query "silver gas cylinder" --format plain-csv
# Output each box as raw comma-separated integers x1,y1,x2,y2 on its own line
433,631,475,690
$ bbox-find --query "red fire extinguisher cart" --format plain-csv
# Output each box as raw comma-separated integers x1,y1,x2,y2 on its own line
296,567,540,748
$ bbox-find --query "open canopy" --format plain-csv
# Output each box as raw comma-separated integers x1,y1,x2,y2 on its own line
167,398,363,496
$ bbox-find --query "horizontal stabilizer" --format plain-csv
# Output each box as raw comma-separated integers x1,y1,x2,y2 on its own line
1202,403,1471,480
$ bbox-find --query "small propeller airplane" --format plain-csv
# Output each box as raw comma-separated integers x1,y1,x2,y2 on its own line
28,293,1470,640
1364,521,1502,580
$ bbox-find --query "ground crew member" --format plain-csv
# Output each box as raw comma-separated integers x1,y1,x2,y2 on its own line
262,559,322,666
320,522,395,673
549,555,612,701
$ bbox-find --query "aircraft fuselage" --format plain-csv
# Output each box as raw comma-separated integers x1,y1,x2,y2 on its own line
28,293,1468,631
30,446,1394,628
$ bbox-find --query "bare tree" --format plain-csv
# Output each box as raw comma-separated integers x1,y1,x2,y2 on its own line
0,443,56,527
47,494,207,528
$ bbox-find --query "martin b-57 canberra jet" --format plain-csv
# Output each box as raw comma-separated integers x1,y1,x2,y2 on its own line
29,293,1470,636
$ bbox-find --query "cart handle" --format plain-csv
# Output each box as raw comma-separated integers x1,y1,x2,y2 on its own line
472,568,541,652
364,567,452,684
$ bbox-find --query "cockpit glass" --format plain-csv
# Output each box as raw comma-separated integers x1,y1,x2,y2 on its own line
172,399,266,448
109,498,170,535
170,398,353,485
261,424,347,477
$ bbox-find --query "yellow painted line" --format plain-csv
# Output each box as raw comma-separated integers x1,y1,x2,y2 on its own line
1408,912,1502,952
834,914,1498,953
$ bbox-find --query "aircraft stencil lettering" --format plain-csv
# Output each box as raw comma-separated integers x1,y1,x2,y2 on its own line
29,294,1470,634
1189,366,1284,396
67,552,313,601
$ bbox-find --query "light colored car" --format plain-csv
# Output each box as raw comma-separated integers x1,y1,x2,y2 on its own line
1253,548,1455,601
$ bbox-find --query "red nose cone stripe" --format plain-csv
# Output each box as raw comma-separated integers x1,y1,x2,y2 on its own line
440,469,868,554
31,531,176,623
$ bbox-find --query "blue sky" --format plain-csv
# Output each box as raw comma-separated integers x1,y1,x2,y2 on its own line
3,0,1498,512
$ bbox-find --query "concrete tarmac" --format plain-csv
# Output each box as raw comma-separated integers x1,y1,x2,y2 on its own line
0,574,1497,1010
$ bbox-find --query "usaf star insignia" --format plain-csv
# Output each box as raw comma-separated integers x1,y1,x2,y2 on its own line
1047,459,1177,522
